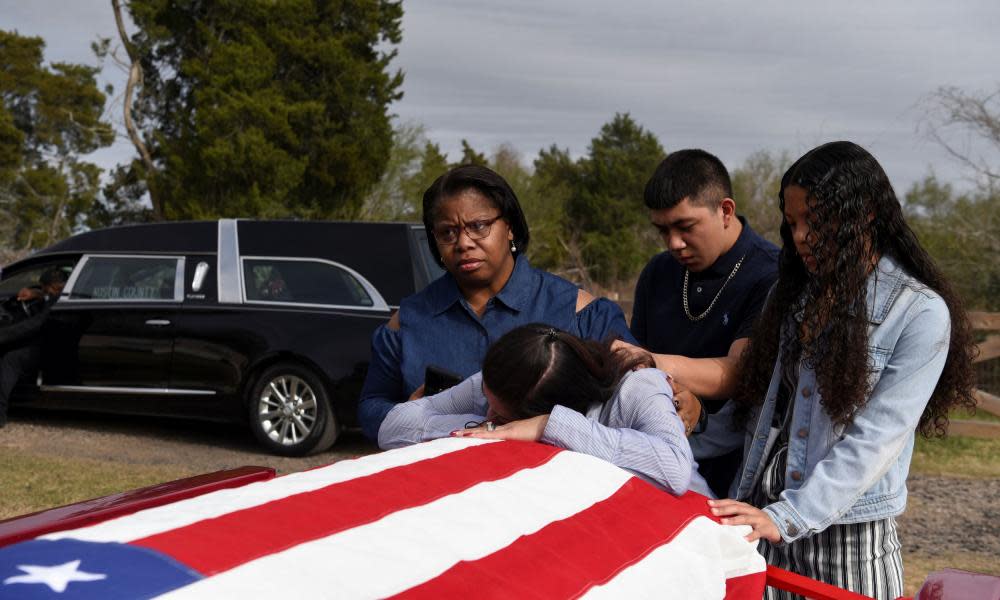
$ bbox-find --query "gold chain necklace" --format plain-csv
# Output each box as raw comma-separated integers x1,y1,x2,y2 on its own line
682,254,746,322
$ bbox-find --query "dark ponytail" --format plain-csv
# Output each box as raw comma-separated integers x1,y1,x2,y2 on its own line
482,324,653,419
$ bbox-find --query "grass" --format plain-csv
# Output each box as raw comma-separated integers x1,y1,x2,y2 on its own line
909,408,1000,478
911,431,1000,478
0,448,197,521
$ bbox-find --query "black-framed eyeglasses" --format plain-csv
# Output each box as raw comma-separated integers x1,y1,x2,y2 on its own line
432,215,503,245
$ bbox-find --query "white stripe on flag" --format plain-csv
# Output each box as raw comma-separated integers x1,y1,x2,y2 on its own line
43,438,496,543
580,518,766,599
158,450,634,599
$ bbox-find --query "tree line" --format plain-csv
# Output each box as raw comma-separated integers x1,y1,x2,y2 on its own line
1,4,998,310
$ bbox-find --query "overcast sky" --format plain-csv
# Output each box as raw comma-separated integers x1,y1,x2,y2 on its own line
4,0,998,195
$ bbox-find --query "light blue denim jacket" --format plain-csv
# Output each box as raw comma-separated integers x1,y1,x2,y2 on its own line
691,255,951,543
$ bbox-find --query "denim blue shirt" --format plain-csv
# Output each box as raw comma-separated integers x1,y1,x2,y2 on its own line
357,256,635,441
690,255,951,543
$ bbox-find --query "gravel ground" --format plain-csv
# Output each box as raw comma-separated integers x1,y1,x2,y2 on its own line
2,410,998,585
897,475,1000,557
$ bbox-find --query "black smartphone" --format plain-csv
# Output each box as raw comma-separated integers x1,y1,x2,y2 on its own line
424,365,463,396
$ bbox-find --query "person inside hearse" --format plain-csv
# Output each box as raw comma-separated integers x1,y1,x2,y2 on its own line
0,268,68,428
697,141,976,599
378,323,711,497
255,267,291,301
357,164,704,444
2,268,66,308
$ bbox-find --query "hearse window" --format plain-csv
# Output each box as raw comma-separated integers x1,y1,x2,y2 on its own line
0,261,76,298
69,256,181,301
243,259,374,307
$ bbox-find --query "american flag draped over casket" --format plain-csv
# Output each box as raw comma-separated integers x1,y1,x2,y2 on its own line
0,438,766,599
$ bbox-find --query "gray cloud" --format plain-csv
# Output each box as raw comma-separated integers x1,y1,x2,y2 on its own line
4,0,998,193
394,0,1000,191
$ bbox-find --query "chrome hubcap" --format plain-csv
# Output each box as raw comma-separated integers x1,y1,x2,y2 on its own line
258,375,318,446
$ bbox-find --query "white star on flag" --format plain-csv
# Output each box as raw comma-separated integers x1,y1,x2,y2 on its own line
4,559,107,592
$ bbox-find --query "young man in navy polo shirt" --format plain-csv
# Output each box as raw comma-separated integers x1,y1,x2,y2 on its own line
623,149,779,497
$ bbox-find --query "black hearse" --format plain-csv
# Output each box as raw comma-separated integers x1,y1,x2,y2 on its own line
0,220,442,455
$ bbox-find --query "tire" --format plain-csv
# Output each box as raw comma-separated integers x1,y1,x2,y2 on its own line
248,362,339,456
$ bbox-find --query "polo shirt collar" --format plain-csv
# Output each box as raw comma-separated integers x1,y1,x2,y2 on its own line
700,216,753,278
428,255,530,316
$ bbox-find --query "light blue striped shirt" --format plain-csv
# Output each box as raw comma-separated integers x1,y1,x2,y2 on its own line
379,368,712,497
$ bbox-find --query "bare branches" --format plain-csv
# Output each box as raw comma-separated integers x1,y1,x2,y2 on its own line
922,86,1000,188
557,234,595,291
112,0,161,219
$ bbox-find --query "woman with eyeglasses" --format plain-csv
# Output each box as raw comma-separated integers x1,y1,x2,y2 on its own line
358,165,636,444
379,324,712,496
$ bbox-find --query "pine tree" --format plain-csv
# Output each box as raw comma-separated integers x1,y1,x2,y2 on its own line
566,113,664,285
116,0,404,220
0,30,114,260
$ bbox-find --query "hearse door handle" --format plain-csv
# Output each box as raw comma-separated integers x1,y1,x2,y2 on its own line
145,319,171,327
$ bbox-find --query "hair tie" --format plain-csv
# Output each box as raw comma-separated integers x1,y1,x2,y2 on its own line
545,328,558,341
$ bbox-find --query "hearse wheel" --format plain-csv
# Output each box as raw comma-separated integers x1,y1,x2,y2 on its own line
248,362,338,456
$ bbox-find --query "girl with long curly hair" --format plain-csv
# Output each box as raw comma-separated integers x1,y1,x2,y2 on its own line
696,141,976,599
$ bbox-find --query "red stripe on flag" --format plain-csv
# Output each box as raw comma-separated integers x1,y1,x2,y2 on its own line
133,441,561,575
390,481,726,599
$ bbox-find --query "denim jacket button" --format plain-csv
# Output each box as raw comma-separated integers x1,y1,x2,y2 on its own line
797,428,808,439
790,470,803,481
801,387,812,398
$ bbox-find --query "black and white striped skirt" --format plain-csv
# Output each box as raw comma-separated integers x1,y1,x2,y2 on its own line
758,517,904,600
